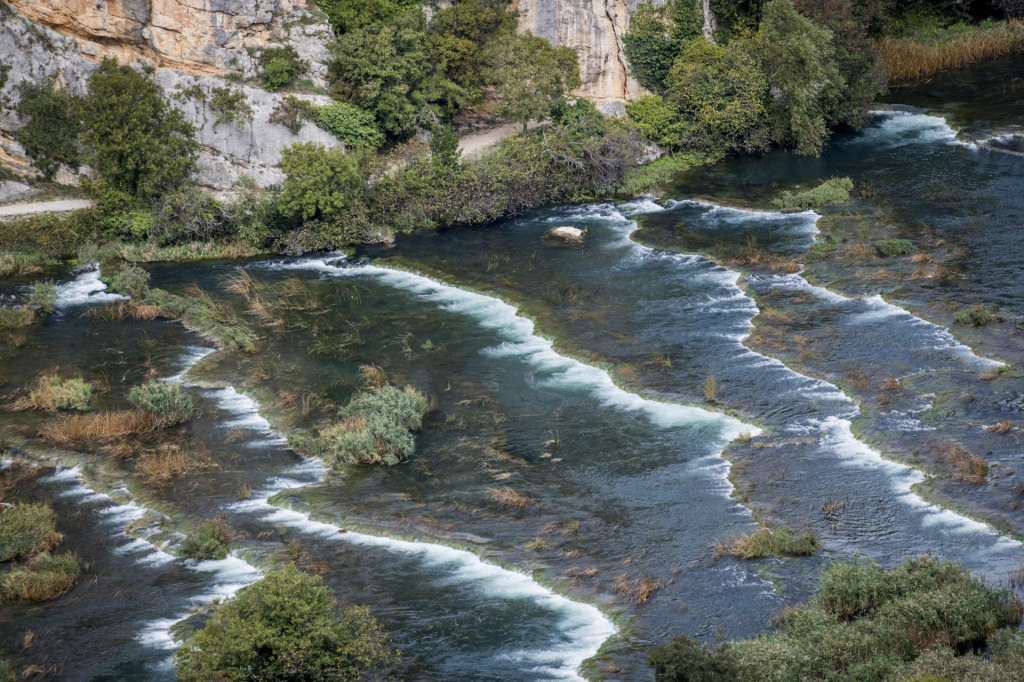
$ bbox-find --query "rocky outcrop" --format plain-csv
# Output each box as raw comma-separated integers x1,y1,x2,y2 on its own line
0,4,340,190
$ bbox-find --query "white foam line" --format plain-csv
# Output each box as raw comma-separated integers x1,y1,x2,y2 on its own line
55,267,127,307
164,346,218,384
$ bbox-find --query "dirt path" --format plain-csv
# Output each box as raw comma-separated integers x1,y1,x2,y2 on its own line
458,122,539,158
0,199,93,217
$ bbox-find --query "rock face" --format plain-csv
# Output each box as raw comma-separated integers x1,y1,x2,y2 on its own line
0,3,339,189
517,0,647,111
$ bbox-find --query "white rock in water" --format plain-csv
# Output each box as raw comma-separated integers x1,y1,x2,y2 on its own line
545,226,586,242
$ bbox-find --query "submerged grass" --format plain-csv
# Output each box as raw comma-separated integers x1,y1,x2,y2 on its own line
486,486,533,509
650,556,1024,682
881,20,1024,84
127,381,194,426
1,552,80,601
179,517,232,561
714,525,819,559
954,303,1002,326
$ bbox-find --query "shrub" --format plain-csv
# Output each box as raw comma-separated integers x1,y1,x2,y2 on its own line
614,153,699,196
269,95,316,134
260,46,306,91
16,82,81,179
874,239,915,257
292,384,428,467
625,94,688,148
714,525,819,559
127,381,194,425
108,264,151,299
1,552,80,601
0,250,49,278
650,556,1024,682
27,280,58,313
174,564,396,681
954,303,1002,326
314,103,384,149
772,177,854,210
208,86,252,129
0,504,60,562
807,234,838,259
149,191,230,245
13,373,93,411
179,517,231,560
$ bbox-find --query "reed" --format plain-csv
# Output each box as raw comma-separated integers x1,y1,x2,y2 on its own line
931,441,988,483
486,486,533,509
136,445,218,484
38,410,155,445
0,504,61,562
612,572,662,605
881,21,1024,84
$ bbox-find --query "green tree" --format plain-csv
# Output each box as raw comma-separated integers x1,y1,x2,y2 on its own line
314,102,385,149
15,82,80,179
77,59,199,202
278,143,366,222
174,565,396,682
486,33,582,131
429,123,461,169
666,39,770,156
756,0,845,155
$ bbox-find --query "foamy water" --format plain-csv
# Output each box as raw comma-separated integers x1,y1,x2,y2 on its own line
55,267,127,307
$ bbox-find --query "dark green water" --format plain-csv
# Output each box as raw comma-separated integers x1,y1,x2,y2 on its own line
3,57,1024,681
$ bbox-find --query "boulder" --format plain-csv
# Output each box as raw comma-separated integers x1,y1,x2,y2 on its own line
544,226,586,243
0,181,40,204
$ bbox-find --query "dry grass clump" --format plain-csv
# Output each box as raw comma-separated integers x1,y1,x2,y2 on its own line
738,247,800,274
612,572,662,605
358,364,388,389
879,376,902,392
931,441,988,483
11,372,94,412
136,444,219,484
986,420,1014,434
542,519,579,536
1,552,80,602
94,300,165,321
714,525,820,560
38,410,155,445
881,20,1024,84
486,486,533,509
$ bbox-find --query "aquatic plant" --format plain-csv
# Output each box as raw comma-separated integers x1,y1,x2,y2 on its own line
136,445,218,485
0,250,47,278
291,384,429,468
179,517,231,561
613,572,663,605
174,565,396,682
0,306,35,330
127,381,194,426
954,303,1002,326
703,374,718,403
806,235,838,260
12,372,93,411
874,239,915,257
714,525,819,559
650,556,1024,682
487,486,534,509
772,177,853,210
1,552,80,601
27,281,57,313
0,503,61,562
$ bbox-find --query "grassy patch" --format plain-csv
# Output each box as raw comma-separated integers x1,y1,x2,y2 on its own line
650,556,1024,682
1,552,80,601
0,306,35,330
127,381,194,426
136,445,218,485
291,383,429,468
881,20,1024,84
12,372,93,411
931,441,988,483
180,517,231,561
38,410,156,445
874,239,915,257
487,486,533,509
954,303,1003,326
0,503,61,562
806,235,838,260
714,525,819,559
0,250,50,278
772,177,853,211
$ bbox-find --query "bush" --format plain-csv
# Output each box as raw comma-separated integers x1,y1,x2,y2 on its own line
874,239,916,257
179,517,231,561
293,384,428,467
625,94,688,149
127,381,194,425
649,556,1024,682
314,103,384,149
1,552,80,601
269,95,316,134
714,525,819,559
108,264,151,300
15,82,80,179
13,373,93,411
954,303,1002,326
150,191,230,245
0,504,60,562
615,153,699,196
174,564,396,682
260,46,307,91
27,280,58,313
208,86,252,129
772,177,854,210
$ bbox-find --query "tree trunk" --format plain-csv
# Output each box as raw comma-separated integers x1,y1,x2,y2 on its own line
701,0,717,44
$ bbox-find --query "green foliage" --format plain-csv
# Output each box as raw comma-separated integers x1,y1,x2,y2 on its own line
0,211,99,258
78,59,199,202
143,286,256,352
269,95,316,134
150,191,230,245
0,503,59,562
293,384,429,467
108,264,151,299
614,153,701,195
0,250,53,278
314,0,420,34
626,94,688,148
27,280,58,313
18,375,93,411
807,234,838,259
954,303,1002,326
0,660,12,682
260,46,307,91
127,381,194,425
15,82,80,179
179,517,231,561
756,0,845,155
623,0,705,93
279,143,367,222
715,525,819,559
313,102,384,149
226,184,287,249
174,564,396,682
666,38,770,156
429,124,461,169
1,552,80,601
649,556,1024,682
0,307,35,331
209,86,252,129
485,33,582,130
772,176,853,209
874,238,916,257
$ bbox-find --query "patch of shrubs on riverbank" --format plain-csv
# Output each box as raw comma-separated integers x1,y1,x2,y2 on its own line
10,372,93,411
650,556,1024,682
